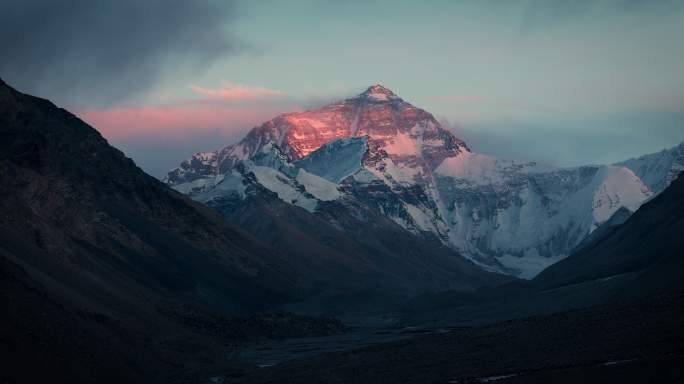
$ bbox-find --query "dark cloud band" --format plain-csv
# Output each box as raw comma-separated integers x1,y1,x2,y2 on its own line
0,0,241,107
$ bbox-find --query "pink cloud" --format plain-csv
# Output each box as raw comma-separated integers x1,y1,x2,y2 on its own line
79,100,294,143
190,81,283,101
76,80,299,143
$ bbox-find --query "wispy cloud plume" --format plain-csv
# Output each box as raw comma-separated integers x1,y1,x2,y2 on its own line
190,81,283,101
0,0,244,108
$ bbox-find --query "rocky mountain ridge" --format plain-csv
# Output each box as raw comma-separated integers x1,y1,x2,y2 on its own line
167,85,679,277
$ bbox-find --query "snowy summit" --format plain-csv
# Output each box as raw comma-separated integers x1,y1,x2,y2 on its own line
166,85,680,278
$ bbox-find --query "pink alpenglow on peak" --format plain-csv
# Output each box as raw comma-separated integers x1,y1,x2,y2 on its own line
229,85,468,163
356,84,401,102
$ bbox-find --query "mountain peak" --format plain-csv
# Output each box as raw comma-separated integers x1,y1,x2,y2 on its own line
358,84,400,102
363,84,394,95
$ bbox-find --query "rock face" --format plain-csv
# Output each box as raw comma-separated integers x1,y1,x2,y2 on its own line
167,85,676,278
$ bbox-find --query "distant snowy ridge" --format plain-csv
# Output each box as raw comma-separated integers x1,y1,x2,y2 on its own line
617,142,684,195
166,85,678,278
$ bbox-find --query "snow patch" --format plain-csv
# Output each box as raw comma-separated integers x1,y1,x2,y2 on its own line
382,132,420,156
617,142,684,194
251,166,318,212
352,169,378,184
404,203,436,232
171,177,214,195
296,169,341,201
367,157,420,185
591,166,651,226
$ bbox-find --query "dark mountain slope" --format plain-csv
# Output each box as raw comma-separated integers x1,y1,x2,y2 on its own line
0,78,340,383
217,193,510,316
399,169,684,326
0,78,298,310
534,173,684,294
232,175,684,382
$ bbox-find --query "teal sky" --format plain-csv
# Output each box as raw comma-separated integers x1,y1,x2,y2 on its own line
150,0,684,175
2,0,683,176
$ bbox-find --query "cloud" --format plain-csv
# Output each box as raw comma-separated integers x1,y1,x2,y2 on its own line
441,109,684,168
0,0,244,108
190,81,283,101
77,83,300,177
75,81,354,177
78,94,295,143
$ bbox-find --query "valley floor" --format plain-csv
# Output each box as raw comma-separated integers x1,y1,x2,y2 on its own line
210,291,684,384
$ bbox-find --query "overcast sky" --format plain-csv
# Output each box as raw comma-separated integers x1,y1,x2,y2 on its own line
2,0,683,177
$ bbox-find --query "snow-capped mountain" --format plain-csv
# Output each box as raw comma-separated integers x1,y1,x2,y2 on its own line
166,85,675,278
617,142,684,195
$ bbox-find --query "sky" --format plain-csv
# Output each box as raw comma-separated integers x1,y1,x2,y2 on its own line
1,0,683,178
